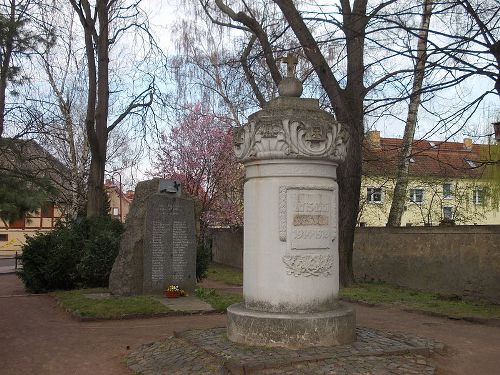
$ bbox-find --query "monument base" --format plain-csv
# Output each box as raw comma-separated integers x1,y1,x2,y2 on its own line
227,302,356,348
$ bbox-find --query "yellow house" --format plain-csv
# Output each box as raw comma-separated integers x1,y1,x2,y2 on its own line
358,131,500,226
105,179,133,223
0,203,64,254
0,139,134,253
0,139,71,254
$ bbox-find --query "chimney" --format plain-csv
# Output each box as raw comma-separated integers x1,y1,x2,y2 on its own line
366,130,381,149
463,138,473,150
126,190,134,200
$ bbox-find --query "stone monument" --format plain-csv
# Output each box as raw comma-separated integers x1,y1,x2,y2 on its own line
227,54,356,348
109,178,196,295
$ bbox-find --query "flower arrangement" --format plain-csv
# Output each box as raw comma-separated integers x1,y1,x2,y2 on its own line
165,285,186,298
166,285,180,293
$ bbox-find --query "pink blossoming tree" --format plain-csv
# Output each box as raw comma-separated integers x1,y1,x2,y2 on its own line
153,104,243,238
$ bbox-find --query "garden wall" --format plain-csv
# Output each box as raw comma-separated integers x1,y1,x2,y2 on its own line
211,225,500,303
354,225,500,303
210,227,243,270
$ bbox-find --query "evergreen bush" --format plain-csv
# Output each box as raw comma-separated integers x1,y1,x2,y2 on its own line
19,217,123,292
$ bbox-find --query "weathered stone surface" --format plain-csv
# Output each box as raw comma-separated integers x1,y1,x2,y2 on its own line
227,303,356,348
109,178,196,296
143,194,196,293
109,179,162,296
233,97,348,163
354,225,500,304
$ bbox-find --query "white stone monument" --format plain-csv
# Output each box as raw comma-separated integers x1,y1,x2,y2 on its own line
227,54,356,348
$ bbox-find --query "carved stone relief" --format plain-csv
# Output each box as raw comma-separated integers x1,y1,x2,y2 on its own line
234,116,348,163
282,254,334,277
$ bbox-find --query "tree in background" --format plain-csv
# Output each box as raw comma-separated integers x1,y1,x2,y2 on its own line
0,0,53,138
68,0,157,218
153,104,243,238
386,0,434,227
195,0,500,285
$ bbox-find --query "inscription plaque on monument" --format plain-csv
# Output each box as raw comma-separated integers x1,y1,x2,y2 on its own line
143,194,196,294
282,186,336,251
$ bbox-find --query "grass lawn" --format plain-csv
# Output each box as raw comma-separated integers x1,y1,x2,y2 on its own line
340,283,500,320
207,263,243,285
206,263,500,320
195,288,243,311
51,288,170,319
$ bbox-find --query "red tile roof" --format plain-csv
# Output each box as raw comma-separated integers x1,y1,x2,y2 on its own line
363,137,488,179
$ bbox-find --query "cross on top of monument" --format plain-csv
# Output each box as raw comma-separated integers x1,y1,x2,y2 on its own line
282,53,298,78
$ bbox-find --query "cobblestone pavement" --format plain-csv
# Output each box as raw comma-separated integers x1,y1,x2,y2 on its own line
127,327,442,374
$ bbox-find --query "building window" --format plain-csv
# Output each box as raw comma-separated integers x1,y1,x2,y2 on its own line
112,207,120,216
0,234,7,241
443,183,453,199
409,188,424,204
443,206,454,220
473,189,483,205
367,187,383,203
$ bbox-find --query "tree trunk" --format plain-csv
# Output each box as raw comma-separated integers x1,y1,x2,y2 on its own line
386,0,433,227
337,117,363,286
274,0,367,286
86,0,110,218
70,0,110,218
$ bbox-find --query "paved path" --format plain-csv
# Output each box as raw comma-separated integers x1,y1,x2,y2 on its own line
1,274,499,374
0,274,226,375
0,256,17,274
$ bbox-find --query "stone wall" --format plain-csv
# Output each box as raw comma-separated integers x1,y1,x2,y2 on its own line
210,225,500,303
354,226,500,303
210,227,243,269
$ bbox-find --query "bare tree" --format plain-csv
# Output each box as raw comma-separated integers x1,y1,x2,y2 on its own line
68,0,156,217
386,0,434,226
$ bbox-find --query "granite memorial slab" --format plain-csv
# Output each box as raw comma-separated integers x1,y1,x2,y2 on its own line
109,178,196,295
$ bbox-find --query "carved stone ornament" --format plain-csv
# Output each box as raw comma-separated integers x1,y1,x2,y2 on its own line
233,98,348,163
282,254,334,277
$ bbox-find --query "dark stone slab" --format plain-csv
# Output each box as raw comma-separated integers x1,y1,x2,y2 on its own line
143,194,196,293
109,179,196,296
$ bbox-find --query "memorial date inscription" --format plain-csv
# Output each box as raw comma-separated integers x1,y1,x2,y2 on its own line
279,185,337,277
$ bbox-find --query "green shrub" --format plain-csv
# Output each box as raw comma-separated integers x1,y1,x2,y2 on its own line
77,217,124,287
19,222,84,292
19,217,123,293
196,241,211,281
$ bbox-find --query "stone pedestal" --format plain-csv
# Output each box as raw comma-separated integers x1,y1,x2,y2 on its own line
228,82,355,348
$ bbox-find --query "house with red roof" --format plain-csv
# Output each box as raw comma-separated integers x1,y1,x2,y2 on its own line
358,131,500,226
